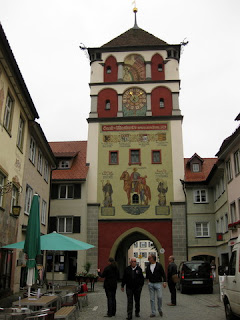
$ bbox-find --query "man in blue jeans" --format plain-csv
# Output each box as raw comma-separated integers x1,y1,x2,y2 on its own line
146,254,167,317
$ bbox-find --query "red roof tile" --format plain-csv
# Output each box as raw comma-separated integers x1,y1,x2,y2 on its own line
101,27,168,48
49,141,88,181
184,157,217,182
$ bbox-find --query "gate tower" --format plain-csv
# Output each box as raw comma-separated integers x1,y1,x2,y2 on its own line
86,8,186,275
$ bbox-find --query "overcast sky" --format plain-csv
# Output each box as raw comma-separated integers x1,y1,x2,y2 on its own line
1,0,239,158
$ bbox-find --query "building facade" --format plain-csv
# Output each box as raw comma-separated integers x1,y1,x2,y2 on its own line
0,24,55,294
86,13,186,276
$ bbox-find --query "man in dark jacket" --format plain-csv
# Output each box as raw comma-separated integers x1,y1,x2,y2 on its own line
121,258,144,320
98,257,119,317
167,255,178,306
146,254,166,317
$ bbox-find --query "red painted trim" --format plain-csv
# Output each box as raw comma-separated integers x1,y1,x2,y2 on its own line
129,149,141,166
151,54,165,81
98,220,173,271
98,89,118,118
151,150,162,164
151,87,172,116
104,56,118,82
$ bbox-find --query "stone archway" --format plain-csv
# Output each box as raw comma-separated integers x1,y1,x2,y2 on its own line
109,227,165,278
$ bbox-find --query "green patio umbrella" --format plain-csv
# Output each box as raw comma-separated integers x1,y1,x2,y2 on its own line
2,231,94,287
2,232,94,251
24,194,41,296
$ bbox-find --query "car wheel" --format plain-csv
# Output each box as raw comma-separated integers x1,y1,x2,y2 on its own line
180,283,186,294
224,298,236,320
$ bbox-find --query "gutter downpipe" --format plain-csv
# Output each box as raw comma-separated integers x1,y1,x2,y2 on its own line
180,179,188,261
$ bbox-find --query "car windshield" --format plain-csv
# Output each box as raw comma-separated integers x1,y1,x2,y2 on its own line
184,263,210,273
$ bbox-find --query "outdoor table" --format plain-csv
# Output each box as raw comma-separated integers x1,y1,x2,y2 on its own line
12,296,60,311
0,308,31,320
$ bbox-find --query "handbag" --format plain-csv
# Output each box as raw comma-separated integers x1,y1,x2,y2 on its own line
171,274,179,283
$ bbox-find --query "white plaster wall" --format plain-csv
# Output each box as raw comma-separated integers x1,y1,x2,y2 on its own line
86,122,99,203
170,120,185,202
90,50,180,83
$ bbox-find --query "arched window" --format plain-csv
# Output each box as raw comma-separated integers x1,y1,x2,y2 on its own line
132,194,139,204
105,100,111,110
158,64,163,72
106,66,112,74
160,98,165,108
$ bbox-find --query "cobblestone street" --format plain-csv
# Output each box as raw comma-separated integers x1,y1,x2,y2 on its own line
80,282,225,320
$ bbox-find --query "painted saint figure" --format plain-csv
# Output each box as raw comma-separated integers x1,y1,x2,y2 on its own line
102,180,113,207
157,180,168,206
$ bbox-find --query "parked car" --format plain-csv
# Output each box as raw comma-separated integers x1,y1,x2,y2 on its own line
219,235,240,320
177,260,213,294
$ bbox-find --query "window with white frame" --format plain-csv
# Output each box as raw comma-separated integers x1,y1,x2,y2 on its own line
216,220,219,233
140,252,147,258
25,185,33,214
29,137,36,164
192,163,200,172
59,160,69,169
44,160,49,182
220,217,224,234
133,252,138,258
57,217,73,233
234,149,240,175
195,222,210,237
148,241,153,247
230,202,236,223
10,185,18,213
226,159,233,182
17,116,24,150
140,241,147,248
3,94,13,132
0,173,5,207
134,242,138,248
41,200,47,225
37,150,43,174
193,189,208,203
59,185,74,199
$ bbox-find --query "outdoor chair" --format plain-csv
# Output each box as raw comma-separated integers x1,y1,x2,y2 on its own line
61,293,80,316
24,313,48,320
77,284,88,311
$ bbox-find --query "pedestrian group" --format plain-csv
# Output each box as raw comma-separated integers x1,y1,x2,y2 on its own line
98,254,178,319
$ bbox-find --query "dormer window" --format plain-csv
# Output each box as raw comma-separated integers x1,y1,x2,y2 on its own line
105,100,111,110
160,98,165,108
106,66,112,74
59,160,70,169
158,64,163,72
192,163,200,172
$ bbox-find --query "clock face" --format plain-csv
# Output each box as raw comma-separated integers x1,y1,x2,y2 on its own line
123,88,147,110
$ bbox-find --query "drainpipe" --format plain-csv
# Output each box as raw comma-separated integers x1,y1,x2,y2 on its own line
180,179,188,261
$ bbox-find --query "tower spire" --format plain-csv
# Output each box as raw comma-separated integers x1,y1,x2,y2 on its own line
133,1,139,29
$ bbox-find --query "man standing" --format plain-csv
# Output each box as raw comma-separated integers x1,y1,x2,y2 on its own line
121,258,144,320
146,254,166,317
167,255,178,306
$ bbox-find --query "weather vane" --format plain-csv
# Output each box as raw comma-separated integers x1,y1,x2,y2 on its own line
132,0,138,28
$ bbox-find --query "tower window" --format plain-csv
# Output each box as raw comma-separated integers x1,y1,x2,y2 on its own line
132,194,139,204
160,98,165,108
105,100,111,110
109,151,118,165
158,64,163,72
152,150,161,164
129,149,141,165
106,66,112,74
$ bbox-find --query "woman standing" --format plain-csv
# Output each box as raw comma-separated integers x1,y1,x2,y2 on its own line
98,257,119,317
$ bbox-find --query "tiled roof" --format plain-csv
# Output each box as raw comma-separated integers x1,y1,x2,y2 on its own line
184,158,217,182
101,27,168,48
49,141,88,181
216,125,240,157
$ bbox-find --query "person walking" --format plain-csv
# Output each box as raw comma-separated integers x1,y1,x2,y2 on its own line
146,254,166,318
121,257,144,320
97,257,119,317
167,255,178,306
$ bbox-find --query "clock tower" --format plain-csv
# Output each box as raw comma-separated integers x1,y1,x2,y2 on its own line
85,9,186,274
